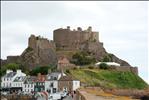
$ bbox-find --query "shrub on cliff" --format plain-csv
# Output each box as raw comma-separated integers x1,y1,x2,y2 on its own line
99,62,109,69
26,47,33,52
71,51,96,66
29,65,56,75
102,54,113,62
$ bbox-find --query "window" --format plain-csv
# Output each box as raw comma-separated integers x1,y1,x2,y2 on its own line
53,88,56,93
50,83,53,87
54,77,57,80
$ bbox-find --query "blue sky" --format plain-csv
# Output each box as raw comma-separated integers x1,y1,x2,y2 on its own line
1,1,149,83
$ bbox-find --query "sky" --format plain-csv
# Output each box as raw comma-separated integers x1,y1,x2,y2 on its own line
1,1,149,83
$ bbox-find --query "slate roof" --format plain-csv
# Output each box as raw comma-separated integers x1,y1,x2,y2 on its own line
24,76,37,84
3,72,16,78
13,76,26,82
47,72,65,80
47,72,61,80
59,76,77,81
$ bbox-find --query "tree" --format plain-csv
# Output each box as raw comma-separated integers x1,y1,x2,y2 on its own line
29,65,56,76
71,51,96,66
5,63,20,71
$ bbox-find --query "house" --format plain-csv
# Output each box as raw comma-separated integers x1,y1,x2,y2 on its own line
58,76,80,92
22,76,36,94
1,69,26,92
57,56,75,71
11,76,26,93
45,72,66,94
34,73,46,92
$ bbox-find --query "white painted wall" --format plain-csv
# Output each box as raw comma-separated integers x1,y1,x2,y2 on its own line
1,70,26,88
45,80,58,93
72,80,80,91
22,83,34,93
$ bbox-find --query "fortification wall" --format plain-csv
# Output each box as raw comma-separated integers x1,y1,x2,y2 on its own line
109,66,138,74
29,34,56,50
53,27,99,50
6,56,20,64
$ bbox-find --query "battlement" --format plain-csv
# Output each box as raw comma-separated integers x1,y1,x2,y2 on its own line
53,26,99,50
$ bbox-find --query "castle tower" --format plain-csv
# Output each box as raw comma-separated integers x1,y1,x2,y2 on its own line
28,34,36,49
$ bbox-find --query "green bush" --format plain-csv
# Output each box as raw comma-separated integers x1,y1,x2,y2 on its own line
71,51,96,65
30,65,56,75
102,54,113,62
99,63,108,69
88,66,94,69
66,69,70,74
26,47,33,52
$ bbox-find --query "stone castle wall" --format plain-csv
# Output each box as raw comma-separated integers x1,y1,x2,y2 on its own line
53,26,99,50
6,56,20,64
109,66,138,74
29,34,56,50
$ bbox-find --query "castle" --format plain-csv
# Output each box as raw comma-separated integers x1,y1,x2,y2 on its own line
54,26,99,50
1,26,138,74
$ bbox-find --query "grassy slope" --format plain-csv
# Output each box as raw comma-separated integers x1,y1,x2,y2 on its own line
67,69,149,89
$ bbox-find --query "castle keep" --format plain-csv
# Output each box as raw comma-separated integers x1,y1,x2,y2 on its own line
54,26,99,50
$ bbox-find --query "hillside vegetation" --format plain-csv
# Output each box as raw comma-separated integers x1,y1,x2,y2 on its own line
67,69,148,89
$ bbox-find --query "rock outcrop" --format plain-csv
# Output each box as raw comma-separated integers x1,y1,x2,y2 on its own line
20,35,57,69
1,26,133,70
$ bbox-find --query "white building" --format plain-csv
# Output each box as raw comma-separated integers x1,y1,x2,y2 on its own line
95,62,120,66
11,76,26,92
1,69,26,91
22,76,36,94
72,80,80,91
45,72,66,93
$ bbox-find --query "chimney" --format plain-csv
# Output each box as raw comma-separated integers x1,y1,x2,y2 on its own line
6,70,13,74
48,69,51,74
17,69,21,74
60,68,64,77
37,73,41,80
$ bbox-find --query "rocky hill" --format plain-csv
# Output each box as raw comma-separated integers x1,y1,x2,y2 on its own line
1,26,133,70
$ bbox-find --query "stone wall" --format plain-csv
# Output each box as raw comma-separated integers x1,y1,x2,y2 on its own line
76,90,86,100
29,34,56,50
109,66,138,74
53,26,99,50
6,56,20,64
58,81,73,92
